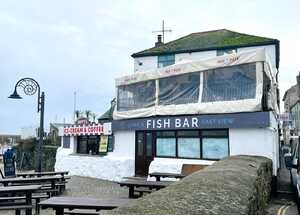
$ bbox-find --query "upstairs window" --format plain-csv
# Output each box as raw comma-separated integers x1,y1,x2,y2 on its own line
158,54,175,68
216,48,237,56
117,80,156,111
159,72,200,105
202,63,256,102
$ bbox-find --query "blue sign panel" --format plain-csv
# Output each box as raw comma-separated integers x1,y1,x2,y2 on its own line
112,112,270,131
3,149,16,177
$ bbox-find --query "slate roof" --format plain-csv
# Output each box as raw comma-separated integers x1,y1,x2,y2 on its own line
132,29,280,67
98,99,116,121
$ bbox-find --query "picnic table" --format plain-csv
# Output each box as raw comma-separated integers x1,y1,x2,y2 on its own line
149,172,186,181
119,179,173,198
0,175,65,196
0,185,41,215
39,197,131,215
16,171,69,178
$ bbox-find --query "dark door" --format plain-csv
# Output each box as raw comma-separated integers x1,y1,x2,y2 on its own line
135,131,154,176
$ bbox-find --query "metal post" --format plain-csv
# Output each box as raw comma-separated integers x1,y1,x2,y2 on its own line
37,92,45,172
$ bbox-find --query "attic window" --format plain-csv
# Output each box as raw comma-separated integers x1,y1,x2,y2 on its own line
158,54,175,68
216,48,237,56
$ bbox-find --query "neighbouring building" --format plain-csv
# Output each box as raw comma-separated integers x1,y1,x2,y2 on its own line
55,29,280,181
283,72,300,139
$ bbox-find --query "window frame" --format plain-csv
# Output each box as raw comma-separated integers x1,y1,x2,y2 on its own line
157,54,175,68
154,129,229,160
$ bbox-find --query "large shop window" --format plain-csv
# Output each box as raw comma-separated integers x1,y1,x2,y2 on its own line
156,131,176,157
117,80,156,111
202,63,256,102
159,73,200,105
155,130,228,160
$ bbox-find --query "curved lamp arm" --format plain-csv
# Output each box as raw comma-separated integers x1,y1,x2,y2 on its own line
9,78,41,112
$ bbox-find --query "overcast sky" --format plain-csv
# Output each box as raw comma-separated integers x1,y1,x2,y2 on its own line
0,0,299,134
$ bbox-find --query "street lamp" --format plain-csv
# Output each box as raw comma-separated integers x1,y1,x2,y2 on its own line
8,77,45,172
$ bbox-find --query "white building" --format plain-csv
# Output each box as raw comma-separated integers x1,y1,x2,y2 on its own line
55,29,280,182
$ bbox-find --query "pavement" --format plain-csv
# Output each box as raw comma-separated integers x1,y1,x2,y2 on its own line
266,145,299,215
0,175,132,215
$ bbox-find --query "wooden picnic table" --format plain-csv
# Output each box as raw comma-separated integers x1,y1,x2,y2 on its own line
16,171,69,178
39,197,131,215
149,172,186,181
0,175,65,196
0,185,42,215
119,179,173,198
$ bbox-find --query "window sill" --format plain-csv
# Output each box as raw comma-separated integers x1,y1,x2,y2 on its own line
69,153,108,157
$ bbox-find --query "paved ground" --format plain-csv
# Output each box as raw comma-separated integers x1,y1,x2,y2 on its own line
266,146,299,215
0,176,132,215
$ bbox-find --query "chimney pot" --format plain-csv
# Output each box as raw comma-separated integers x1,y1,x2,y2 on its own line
155,34,163,47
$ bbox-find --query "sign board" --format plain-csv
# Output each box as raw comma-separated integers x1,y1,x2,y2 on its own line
278,113,292,122
112,112,270,131
63,123,112,136
99,135,108,153
3,149,16,177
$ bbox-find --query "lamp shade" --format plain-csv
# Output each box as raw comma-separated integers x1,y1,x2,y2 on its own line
8,89,22,99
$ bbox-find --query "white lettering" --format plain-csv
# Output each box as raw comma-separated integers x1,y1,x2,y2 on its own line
164,119,170,128
175,119,181,128
182,118,189,128
192,118,198,128
157,119,162,128
146,120,151,129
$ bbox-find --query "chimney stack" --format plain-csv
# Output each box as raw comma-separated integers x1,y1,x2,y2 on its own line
155,34,163,47
297,71,300,85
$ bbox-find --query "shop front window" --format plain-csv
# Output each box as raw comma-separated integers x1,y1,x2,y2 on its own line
156,131,176,157
202,63,256,102
77,136,99,155
202,138,229,159
155,129,228,160
117,80,156,111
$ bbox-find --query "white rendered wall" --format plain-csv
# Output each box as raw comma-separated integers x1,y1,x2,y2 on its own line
133,45,276,73
55,131,136,181
112,131,135,157
134,56,157,72
229,127,278,175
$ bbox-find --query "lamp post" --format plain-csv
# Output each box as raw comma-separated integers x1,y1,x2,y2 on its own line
8,78,44,172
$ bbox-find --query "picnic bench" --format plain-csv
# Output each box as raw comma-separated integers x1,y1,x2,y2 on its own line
16,171,69,178
0,175,66,197
39,197,131,215
16,171,70,193
119,179,173,198
149,164,208,181
0,185,41,215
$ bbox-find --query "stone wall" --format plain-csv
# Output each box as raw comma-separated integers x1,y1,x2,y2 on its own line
107,155,273,215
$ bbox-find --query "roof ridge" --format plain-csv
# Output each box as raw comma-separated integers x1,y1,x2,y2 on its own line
132,29,279,58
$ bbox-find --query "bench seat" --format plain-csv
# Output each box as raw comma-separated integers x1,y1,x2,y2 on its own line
64,209,100,215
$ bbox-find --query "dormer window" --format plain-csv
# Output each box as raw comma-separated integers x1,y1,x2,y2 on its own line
216,48,237,56
158,54,175,68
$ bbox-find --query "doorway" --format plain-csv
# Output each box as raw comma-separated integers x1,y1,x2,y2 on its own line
135,131,154,176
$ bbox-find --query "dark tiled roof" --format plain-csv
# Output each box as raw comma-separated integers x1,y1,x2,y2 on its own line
132,29,279,58
98,100,116,121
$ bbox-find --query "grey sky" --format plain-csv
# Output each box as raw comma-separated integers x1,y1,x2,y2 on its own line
0,0,299,134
